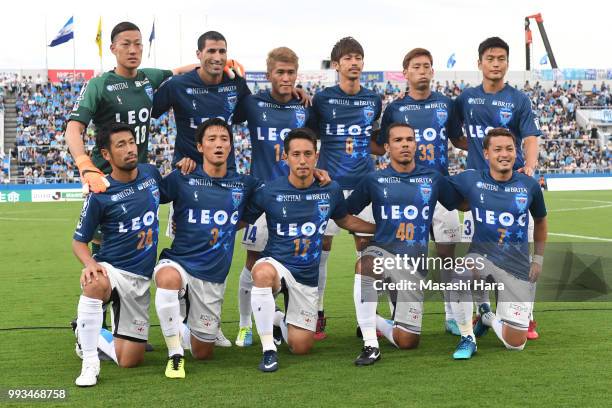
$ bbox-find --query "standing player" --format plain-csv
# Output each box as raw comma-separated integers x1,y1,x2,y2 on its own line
454,37,542,339
153,118,259,379
72,123,163,386
242,128,376,372
235,47,331,347
448,127,547,357
373,48,467,335
151,31,251,173
310,37,383,339
66,21,195,190
349,123,460,365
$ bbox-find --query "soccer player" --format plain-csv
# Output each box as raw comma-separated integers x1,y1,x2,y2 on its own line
348,123,459,365
66,21,195,191
373,48,467,335
235,47,326,347
153,118,259,378
242,128,375,372
72,122,164,386
447,127,547,356
310,37,383,339
453,37,542,339
151,31,251,174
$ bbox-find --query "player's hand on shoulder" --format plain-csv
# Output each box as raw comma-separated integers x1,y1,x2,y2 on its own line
175,157,197,175
76,155,110,194
313,168,332,186
518,165,535,177
224,59,245,79
80,261,108,286
293,87,312,107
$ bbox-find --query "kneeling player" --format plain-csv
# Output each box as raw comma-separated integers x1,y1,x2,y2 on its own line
448,127,547,356
72,123,163,386
347,123,459,365
153,119,259,378
242,128,375,372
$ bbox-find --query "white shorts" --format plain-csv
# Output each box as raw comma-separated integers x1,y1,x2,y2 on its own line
98,262,151,342
461,211,534,243
362,246,424,334
465,253,536,330
325,189,374,237
153,259,226,342
254,257,318,332
431,202,461,243
240,213,268,253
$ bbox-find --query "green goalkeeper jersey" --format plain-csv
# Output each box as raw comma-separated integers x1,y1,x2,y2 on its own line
69,68,173,173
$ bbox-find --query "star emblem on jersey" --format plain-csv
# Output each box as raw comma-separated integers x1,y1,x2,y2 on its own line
515,192,528,213
419,183,432,203
362,106,375,125
436,108,448,127
295,109,306,127
231,188,244,209
499,108,513,126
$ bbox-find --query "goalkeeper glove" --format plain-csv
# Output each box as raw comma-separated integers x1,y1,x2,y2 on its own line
224,59,245,80
75,155,110,194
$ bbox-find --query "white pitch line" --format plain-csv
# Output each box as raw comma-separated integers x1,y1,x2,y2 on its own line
548,232,612,242
548,199,612,212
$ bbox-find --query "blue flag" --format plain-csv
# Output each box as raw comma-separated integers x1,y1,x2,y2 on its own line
148,21,155,58
49,16,74,47
539,54,548,65
446,53,456,69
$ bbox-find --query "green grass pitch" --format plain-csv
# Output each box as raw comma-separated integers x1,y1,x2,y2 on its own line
0,190,610,407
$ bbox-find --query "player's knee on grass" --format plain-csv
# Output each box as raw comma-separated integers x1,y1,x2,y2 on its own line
245,250,261,271
155,267,182,290
251,262,279,288
287,324,314,355
82,274,111,301
502,324,527,350
355,255,377,279
114,338,145,368
190,337,215,360
322,235,333,251
393,328,420,350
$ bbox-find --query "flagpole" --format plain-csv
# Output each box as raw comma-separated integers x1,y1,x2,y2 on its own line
153,17,157,68
44,15,49,73
73,32,76,79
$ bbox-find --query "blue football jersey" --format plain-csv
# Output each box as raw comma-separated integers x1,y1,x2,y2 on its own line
311,85,382,189
346,165,460,271
378,92,463,176
448,170,547,280
159,168,259,283
239,90,312,182
152,68,251,169
242,177,348,286
73,164,164,278
454,84,542,170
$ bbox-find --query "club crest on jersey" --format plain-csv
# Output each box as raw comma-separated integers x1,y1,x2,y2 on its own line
363,106,375,125
419,183,432,203
436,108,448,127
149,187,160,206
145,84,154,101
317,200,330,219
515,192,528,213
231,188,244,209
499,108,513,126
295,109,306,127
226,92,238,112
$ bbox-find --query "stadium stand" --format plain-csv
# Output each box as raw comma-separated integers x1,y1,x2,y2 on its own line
2,75,610,182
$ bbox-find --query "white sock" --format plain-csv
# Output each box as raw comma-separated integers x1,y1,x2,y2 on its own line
376,315,397,347
354,275,379,348
77,295,103,363
317,250,330,312
443,289,454,320
98,328,118,364
180,322,191,350
155,288,183,357
449,288,474,338
251,286,276,352
238,267,253,328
